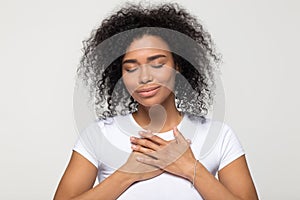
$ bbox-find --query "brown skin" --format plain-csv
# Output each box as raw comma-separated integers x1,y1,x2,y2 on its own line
53,35,258,200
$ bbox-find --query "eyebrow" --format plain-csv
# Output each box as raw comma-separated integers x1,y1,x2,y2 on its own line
122,54,166,65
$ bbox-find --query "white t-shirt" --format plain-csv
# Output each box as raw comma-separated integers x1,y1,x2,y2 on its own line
73,114,245,199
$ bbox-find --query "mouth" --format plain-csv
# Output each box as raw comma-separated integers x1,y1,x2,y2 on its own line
136,85,161,98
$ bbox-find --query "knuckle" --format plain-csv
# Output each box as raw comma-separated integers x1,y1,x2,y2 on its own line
146,149,154,154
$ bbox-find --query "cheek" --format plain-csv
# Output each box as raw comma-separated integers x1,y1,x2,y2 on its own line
122,73,138,94
153,68,176,88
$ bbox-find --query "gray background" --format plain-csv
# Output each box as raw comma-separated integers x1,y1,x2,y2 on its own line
1,0,299,199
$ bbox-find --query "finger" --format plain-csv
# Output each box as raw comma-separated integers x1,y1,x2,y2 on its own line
131,144,155,155
136,156,160,168
172,127,187,143
138,131,168,145
130,136,159,150
131,137,159,150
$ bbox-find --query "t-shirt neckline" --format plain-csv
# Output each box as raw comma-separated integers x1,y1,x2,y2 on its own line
129,112,186,135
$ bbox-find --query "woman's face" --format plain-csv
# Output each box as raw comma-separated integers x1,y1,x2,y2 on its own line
122,35,177,107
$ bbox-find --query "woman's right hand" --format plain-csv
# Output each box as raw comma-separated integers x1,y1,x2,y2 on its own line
119,151,163,182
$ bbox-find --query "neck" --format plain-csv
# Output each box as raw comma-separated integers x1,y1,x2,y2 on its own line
132,94,183,133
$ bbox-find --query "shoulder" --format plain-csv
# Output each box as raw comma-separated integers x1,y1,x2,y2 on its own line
186,115,233,136
191,116,243,156
76,117,116,143
78,114,137,140
83,116,116,131
191,116,238,139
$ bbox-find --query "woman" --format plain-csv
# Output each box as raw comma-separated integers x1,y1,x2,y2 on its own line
54,2,258,200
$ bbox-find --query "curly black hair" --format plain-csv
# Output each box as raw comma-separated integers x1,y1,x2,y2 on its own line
77,2,221,120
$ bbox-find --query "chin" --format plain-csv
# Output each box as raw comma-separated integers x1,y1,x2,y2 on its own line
134,95,172,108
136,99,163,108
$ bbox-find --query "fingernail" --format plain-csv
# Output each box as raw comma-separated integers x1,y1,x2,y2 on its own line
173,127,178,134
139,131,146,136
131,144,137,149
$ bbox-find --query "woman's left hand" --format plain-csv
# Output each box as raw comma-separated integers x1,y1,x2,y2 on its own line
130,127,196,180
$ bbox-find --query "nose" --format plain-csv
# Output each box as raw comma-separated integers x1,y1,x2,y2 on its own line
139,64,153,84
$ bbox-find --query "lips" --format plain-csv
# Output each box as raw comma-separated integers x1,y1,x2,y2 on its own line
136,85,161,97
136,85,161,93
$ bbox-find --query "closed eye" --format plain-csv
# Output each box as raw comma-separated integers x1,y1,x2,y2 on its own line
151,64,164,69
124,64,164,72
125,68,138,73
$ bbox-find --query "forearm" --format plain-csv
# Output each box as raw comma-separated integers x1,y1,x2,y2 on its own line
186,161,241,200
70,170,137,200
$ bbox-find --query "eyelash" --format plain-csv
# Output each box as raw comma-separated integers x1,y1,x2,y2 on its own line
125,64,164,72
151,64,164,69
125,68,137,73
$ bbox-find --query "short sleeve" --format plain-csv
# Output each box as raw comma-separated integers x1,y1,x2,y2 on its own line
218,125,245,171
72,121,105,169
73,138,98,168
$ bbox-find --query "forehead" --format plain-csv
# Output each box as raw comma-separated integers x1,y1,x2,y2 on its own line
125,35,170,53
123,35,171,60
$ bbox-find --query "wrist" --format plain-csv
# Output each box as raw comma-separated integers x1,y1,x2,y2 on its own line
115,170,139,184
184,159,198,182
